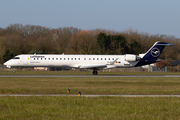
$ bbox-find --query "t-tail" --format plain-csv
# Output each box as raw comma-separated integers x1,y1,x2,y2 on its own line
135,41,174,67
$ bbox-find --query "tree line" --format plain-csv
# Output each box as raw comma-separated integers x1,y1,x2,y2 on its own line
0,24,180,64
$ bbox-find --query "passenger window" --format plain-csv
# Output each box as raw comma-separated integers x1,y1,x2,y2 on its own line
84,58,86,60
48,58,50,60
112,58,114,60
45,58,46,60
78,58,80,60
68,58,69,60
93,58,95,60
41,58,42,60
89,58,91,60
109,58,110,60
56,58,58,60
75,58,76,60
64,58,66,60
97,58,99,60
71,58,73,60
101,58,103,60
60,58,62,60
52,58,54,60
37,58,39,60
34,58,35,60
105,58,106,60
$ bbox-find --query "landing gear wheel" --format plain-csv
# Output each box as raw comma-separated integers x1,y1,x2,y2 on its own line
92,70,98,75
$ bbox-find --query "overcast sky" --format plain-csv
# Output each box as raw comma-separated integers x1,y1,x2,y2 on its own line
0,0,180,38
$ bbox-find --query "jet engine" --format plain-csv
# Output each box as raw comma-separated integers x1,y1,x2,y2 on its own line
125,54,141,61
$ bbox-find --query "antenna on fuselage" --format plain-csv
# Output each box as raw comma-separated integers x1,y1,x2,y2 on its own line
62,53,64,55
34,53,36,55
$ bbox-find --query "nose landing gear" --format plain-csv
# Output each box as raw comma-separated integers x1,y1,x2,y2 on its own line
12,68,15,73
92,70,98,75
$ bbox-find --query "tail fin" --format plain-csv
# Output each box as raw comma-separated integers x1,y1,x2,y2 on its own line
143,42,174,61
135,41,174,66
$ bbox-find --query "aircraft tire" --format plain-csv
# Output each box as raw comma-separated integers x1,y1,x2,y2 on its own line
93,71,98,75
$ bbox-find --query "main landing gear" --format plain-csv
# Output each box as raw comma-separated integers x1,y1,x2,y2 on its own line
92,70,98,75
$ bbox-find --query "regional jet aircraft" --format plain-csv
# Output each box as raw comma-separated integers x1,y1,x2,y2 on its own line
4,42,174,75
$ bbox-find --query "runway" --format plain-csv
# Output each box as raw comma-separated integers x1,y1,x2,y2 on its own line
0,75,180,78
1,94,180,97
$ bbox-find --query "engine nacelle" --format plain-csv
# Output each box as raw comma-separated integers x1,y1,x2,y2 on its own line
125,54,140,61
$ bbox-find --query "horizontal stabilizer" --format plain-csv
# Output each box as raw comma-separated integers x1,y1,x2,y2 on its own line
156,43,174,46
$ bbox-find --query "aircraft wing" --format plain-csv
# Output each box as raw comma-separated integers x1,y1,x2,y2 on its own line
78,58,118,69
79,64,107,69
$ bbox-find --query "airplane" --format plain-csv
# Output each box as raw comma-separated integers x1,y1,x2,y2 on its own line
4,41,174,75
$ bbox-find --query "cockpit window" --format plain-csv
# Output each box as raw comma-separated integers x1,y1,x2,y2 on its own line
12,57,20,59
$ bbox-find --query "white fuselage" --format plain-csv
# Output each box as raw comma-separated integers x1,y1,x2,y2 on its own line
4,54,140,70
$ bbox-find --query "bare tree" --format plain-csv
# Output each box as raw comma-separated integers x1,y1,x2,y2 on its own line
68,30,98,54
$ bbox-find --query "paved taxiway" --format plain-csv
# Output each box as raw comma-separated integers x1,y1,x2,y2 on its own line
1,94,180,97
0,75,180,78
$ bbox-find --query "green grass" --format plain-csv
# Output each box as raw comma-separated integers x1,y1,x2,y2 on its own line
1,76,180,119
1,77,180,95
0,96,180,120
1,70,180,75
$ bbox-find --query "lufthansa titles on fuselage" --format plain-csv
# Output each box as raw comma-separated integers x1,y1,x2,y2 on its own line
30,56,45,58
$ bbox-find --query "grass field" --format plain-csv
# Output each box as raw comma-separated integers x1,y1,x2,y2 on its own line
1,72,180,119
0,96,180,120
0,77,180,95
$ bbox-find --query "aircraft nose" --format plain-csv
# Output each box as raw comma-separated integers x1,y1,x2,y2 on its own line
4,61,8,66
4,61,9,65
3,61,12,68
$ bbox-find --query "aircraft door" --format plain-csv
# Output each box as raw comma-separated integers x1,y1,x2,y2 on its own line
19,56,23,65
23,55,30,65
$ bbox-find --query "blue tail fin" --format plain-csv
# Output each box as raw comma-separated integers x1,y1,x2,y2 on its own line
135,41,174,66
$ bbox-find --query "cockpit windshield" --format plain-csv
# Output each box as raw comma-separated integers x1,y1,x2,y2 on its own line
12,57,20,59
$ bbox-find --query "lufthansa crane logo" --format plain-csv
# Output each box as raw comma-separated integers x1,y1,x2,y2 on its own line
151,48,160,57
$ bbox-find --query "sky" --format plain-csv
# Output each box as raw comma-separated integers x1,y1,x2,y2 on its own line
0,0,180,38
